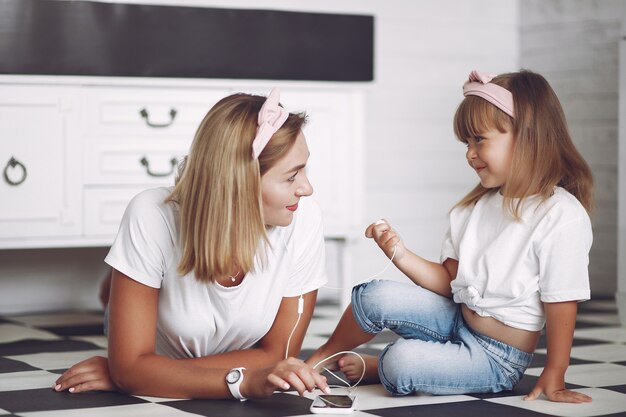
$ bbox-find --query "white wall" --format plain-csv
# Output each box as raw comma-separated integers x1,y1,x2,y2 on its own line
618,3,626,324
103,0,520,299
520,0,624,296
0,0,520,312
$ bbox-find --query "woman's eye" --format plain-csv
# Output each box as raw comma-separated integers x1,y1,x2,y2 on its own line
287,172,298,182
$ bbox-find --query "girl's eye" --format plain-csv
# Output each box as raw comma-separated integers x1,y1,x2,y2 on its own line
475,136,484,143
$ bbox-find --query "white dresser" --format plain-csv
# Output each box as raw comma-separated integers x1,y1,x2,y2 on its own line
0,76,365,306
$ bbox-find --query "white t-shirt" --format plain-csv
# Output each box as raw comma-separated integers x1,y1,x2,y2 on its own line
105,187,328,359
441,187,592,332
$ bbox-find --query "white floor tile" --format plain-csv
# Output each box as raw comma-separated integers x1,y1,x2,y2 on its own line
313,305,343,318
573,327,626,344
9,312,103,328
347,384,477,410
525,363,626,388
365,343,390,351
0,324,59,344
486,388,626,417
19,403,200,417
0,370,57,392
134,395,187,403
301,335,329,351
287,384,478,410
6,349,107,371
569,343,626,362
306,317,341,335
70,335,108,348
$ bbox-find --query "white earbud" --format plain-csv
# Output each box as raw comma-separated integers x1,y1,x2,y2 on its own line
374,219,386,225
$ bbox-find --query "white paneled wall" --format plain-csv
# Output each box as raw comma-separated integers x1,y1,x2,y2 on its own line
521,0,624,296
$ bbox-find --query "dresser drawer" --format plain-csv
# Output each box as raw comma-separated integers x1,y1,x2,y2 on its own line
83,135,188,185
81,86,229,136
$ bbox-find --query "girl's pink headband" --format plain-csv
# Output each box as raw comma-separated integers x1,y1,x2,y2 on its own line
462,70,514,118
251,88,289,160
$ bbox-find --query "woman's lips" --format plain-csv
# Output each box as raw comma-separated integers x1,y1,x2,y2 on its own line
286,203,298,212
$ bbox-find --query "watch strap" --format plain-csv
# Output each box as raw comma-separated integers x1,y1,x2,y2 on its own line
226,367,247,401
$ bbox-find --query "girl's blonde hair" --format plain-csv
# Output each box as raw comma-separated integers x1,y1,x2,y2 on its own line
453,70,594,219
167,93,307,282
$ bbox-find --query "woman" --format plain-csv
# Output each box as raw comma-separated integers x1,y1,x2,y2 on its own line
55,89,331,399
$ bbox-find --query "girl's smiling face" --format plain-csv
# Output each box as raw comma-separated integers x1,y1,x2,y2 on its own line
260,131,313,226
465,129,515,189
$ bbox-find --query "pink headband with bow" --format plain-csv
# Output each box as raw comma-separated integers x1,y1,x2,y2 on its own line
251,88,289,160
462,70,514,118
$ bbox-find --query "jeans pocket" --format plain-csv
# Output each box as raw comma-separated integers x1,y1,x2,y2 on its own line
473,333,531,390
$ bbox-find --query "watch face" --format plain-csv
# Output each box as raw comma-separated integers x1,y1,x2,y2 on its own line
226,369,242,384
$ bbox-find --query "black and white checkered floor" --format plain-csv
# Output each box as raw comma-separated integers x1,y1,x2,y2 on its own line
1,299,626,417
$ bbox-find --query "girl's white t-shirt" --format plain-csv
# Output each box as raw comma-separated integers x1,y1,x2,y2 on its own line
105,187,328,359
441,187,592,332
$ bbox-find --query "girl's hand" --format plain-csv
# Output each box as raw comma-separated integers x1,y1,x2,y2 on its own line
242,357,331,399
54,356,116,394
365,219,405,260
524,367,592,403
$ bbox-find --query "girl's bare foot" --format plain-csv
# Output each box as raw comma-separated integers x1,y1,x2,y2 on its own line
338,353,379,383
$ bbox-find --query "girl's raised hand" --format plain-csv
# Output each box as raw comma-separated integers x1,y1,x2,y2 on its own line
365,219,405,260
243,357,330,399
54,356,116,394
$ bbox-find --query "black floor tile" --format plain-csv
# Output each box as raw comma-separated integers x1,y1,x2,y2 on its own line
162,393,312,417
0,356,39,373
0,339,102,356
41,324,104,336
0,388,147,413
366,399,554,417
602,384,626,394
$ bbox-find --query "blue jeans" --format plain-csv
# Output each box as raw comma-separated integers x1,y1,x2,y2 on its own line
351,280,533,396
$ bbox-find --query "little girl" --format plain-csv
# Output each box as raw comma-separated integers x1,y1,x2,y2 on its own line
307,70,594,403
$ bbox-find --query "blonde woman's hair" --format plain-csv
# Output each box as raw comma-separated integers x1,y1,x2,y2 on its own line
452,70,594,219
167,93,307,282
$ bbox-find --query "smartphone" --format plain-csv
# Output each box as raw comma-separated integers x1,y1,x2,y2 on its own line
309,394,356,414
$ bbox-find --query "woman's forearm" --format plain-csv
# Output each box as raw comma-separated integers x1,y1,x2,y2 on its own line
184,347,282,369
110,353,231,398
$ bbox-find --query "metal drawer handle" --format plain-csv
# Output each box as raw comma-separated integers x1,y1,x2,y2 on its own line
140,157,177,177
3,156,28,186
139,108,177,128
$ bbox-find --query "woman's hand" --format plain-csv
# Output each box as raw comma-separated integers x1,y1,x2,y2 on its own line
524,367,592,403
365,219,406,261
242,357,331,399
54,356,116,394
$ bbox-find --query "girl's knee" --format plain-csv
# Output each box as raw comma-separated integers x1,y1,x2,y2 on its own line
352,280,402,312
378,341,422,395
351,280,398,329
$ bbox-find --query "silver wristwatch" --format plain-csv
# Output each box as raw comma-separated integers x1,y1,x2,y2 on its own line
226,367,247,401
